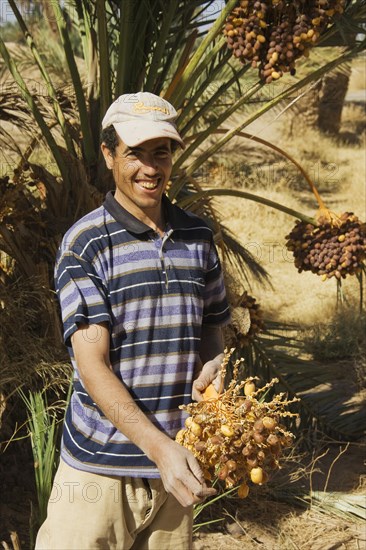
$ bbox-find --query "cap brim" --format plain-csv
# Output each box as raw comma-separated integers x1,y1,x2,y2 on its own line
112,121,185,149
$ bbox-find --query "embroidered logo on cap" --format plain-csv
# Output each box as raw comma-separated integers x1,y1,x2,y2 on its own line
132,101,170,115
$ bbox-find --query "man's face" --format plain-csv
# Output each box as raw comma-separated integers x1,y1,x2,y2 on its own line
102,137,173,216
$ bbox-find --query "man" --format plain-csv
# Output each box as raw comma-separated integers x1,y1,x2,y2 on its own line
36,92,230,549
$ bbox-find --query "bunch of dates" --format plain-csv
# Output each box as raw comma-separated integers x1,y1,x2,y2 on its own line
176,350,298,497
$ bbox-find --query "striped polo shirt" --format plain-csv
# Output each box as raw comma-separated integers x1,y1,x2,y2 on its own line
55,191,230,477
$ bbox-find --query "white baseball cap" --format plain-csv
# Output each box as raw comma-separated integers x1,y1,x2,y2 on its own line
101,92,185,149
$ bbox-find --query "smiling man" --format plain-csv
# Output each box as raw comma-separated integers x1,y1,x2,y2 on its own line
35,92,231,550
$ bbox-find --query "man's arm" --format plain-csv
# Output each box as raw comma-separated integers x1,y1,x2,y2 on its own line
71,323,216,508
192,324,225,402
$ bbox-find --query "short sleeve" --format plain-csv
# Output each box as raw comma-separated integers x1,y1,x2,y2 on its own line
202,237,231,327
55,250,111,346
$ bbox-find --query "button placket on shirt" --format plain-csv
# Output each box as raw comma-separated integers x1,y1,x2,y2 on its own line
152,228,173,290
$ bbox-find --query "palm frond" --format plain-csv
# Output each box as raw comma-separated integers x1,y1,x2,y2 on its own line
169,0,238,106
320,0,366,46
96,0,112,115
309,491,366,522
50,0,96,165
144,0,180,92
0,37,72,186
176,188,316,225
7,0,76,156
220,225,271,288
176,44,365,186
244,322,366,441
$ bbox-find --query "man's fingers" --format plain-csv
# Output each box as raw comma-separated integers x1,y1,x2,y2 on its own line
212,374,224,393
182,470,205,497
187,453,205,484
192,375,212,401
193,376,208,391
191,384,203,401
192,361,223,400
173,482,216,507
157,442,216,507
194,486,217,498
171,480,205,508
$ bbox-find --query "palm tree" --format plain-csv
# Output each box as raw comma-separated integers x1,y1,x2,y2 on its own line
0,0,365,436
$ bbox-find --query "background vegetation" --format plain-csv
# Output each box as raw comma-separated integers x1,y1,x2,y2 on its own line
0,1,365,548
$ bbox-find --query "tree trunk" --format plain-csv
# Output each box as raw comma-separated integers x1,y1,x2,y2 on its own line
318,64,351,135
289,64,351,136
287,80,322,136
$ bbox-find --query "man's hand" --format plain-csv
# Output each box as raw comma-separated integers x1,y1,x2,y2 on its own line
192,358,223,402
150,438,216,507
194,324,225,401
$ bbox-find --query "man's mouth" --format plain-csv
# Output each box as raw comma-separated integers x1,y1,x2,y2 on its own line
136,179,160,190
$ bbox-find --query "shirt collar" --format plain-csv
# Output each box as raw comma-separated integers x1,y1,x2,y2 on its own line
103,191,197,234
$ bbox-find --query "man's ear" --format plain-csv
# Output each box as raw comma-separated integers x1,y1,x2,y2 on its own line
101,143,115,170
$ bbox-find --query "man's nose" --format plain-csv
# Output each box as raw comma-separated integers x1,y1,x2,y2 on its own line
141,154,159,173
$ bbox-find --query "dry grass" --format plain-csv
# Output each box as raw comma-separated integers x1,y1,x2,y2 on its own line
0,277,70,398
277,509,364,550
193,499,365,550
0,276,71,458
303,310,366,361
192,447,366,549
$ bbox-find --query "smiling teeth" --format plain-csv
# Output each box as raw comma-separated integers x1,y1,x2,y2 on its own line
139,181,158,189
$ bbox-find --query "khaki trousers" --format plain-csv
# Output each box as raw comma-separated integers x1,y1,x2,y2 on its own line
35,459,193,550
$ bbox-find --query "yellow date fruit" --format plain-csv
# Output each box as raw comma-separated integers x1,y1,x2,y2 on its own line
250,466,264,484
